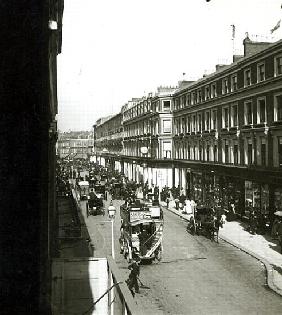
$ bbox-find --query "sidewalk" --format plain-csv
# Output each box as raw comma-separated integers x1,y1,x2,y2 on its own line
160,200,282,296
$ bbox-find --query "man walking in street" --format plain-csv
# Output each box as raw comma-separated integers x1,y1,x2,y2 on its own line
126,255,141,297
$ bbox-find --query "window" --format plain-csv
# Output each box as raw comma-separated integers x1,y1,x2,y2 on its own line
211,83,217,98
274,94,282,121
244,69,251,87
192,92,196,105
205,86,210,100
187,144,191,159
163,141,172,159
244,101,253,125
222,107,229,129
206,144,210,162
163,119,171,133
211,110,217,130
261,138,266,166
214,145,218,162
274,55,282,76
234,142,239,164
248,141,253,164
222,78,228,94
197,113,202,132
257,98,266,124
231,74,237,92
225,142,229,163
257,63,265,82
192,115,196,132
187,116,191,133
205,111,210,131
163,100,171,111
187,93,191,106
197,89,202,103
231,104,238,127
279,138,282,167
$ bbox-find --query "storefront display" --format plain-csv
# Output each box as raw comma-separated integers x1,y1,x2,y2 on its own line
192,172,203,204
244,181,269,218
274,187,282,212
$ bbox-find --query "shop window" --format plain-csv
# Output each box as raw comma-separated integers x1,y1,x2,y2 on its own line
257,98,266,124
274,187,282,212
244,69,251,87
244,101,253,125
257,62,265,82
274,93,282,121
230,74,237,92
231,104,238,127
163,100,171,111
211,83,217,98
274,54,282,77
222,107,229,129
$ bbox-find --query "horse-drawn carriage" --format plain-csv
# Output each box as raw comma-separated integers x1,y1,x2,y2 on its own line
186,206,223,242
87,191,104,216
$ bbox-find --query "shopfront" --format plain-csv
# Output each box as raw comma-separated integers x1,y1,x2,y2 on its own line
244,181,269,218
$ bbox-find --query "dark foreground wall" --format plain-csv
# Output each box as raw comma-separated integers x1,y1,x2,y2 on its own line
0,2,56,314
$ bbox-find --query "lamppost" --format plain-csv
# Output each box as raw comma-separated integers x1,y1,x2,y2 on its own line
108,202,116,259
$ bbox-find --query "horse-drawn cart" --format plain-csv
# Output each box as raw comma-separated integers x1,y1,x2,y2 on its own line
187,206,223,242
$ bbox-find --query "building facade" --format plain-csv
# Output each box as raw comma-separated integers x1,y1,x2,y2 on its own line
94,36,282,223
57,131,94,159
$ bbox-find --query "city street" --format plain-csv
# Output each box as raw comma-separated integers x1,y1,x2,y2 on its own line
81,197,282,315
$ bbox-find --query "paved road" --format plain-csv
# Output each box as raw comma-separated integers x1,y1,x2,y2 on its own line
81,198,282,315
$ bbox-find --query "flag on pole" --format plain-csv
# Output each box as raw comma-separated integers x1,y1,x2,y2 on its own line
270,19,281,34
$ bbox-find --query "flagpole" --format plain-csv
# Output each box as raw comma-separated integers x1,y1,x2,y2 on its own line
231,25,235,56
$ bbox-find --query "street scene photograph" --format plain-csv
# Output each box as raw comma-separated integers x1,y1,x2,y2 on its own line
2,0,282,314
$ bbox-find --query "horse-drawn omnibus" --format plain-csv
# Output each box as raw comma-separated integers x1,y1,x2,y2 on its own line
119,200,164,263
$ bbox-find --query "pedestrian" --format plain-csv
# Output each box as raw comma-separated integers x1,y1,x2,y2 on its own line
175,197,180,210
166,195,170,208
126,255,141,297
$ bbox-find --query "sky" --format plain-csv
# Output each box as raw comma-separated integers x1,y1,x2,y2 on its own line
57,0,282,131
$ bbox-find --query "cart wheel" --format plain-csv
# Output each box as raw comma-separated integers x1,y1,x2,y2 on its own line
155,245,163,262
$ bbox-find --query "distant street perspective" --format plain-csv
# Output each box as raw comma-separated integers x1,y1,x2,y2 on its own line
54,159,282,314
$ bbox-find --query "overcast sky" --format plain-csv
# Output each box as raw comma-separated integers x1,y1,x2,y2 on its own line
57,0,282,131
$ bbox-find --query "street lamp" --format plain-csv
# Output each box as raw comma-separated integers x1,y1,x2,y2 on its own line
108,202,116,259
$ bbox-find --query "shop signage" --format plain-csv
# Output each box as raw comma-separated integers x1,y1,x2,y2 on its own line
130,211,151,222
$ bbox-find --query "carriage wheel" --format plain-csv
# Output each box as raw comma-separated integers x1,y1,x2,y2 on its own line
155,245,163,262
